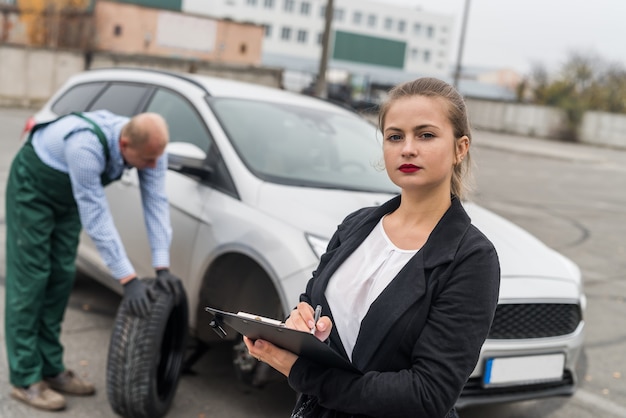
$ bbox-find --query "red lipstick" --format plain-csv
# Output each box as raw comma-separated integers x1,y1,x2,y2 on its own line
399,164,420,173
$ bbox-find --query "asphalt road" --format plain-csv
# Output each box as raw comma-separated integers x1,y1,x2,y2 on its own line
1,107,625,418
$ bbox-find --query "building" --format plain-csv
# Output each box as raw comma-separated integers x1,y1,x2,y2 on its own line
0,0,264,66
1,0,518,100
182,0,456,92
94,1,263,65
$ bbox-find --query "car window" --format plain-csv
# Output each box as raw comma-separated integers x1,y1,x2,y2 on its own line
145,88,212,152
51,82,107,114
88,83,151,117
211,98,397,194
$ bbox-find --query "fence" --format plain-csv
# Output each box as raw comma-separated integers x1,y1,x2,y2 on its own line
0,44,283,108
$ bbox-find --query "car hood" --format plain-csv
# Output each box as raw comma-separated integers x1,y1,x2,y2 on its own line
255,182,396,239
255,184,581,290
464,202,581,286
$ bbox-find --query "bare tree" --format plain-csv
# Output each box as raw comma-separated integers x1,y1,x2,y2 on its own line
528,52,626,140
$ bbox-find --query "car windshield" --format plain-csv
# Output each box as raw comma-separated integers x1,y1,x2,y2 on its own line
210,97,399,194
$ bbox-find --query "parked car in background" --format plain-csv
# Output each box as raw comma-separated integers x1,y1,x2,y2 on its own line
24,68,586,410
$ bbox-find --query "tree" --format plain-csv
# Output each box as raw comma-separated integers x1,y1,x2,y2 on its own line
527,52,626,141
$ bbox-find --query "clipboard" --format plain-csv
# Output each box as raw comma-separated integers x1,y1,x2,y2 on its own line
205,306,360,373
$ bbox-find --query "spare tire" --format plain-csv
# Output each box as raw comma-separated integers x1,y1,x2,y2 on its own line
106,279,188,418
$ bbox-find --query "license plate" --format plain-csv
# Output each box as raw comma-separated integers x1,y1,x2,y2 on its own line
483,353,565,387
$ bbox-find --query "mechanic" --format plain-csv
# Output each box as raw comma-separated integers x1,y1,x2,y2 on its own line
4,110,181,411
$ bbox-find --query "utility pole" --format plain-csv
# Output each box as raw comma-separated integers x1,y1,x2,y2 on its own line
315,0,334,98
453,0,471,89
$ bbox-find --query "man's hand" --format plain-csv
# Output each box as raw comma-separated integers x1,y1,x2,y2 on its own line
155,268,182,302
122,277,155,317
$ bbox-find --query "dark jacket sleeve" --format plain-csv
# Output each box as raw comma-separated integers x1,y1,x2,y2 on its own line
289,226,500,418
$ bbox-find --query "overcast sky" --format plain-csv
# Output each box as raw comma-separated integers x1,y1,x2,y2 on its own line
380,0,626,76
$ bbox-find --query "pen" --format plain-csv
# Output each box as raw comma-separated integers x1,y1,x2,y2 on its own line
311,304,322,334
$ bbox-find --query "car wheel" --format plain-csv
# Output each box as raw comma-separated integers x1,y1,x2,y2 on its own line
106,279,189,418
232,335,283,388
232,335,260,385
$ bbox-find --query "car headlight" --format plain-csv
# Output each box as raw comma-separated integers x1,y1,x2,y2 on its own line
305,233,330,260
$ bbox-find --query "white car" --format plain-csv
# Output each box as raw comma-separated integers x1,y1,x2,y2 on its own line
26,68,585,411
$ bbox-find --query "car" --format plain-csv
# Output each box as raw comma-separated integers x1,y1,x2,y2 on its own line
25,67,585,411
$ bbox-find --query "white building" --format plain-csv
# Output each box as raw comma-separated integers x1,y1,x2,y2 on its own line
182,0,456,91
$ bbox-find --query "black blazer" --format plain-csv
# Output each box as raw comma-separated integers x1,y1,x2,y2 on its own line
288,196,500,418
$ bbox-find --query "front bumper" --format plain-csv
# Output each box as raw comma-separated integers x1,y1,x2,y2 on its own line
457,321,584,408
457,369,575,408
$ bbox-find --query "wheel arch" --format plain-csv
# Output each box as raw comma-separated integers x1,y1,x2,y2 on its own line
193,250,286,344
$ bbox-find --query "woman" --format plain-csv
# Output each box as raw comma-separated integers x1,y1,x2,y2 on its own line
245,77,501,418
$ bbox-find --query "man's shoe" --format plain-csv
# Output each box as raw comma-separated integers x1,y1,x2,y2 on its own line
10,381,66,411
44,370,96,396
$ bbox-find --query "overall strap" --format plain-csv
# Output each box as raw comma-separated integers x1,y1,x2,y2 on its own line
27,113,75,143
28,112,120,185
68,112,111,166
28,112,112,167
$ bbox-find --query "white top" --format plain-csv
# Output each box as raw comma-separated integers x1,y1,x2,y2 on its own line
326,217,419,360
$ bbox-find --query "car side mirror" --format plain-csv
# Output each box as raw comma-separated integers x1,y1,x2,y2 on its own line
167,142,212,180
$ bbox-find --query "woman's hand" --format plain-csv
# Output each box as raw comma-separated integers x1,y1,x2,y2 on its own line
243,336,298,377
286,302,333,341
243,302,333,376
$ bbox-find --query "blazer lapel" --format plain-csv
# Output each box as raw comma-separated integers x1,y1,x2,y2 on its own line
309,196,470,369
350,251,427,370
311,197,402,361
348,197,471,369
314,215,380,360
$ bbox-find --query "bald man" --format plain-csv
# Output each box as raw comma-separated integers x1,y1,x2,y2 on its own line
5,110,178,411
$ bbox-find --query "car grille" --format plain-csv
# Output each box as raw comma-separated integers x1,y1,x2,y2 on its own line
488,303,582,339
460,370,574,399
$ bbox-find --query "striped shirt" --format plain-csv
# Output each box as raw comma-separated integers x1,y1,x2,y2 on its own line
31,110,172,280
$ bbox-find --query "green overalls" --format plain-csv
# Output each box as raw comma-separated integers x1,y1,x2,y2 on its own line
5,113,117,387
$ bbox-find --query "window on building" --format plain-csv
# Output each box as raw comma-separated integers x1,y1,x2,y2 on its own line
398,20,406,33
367,14,376,27
423,50,431,63
353,11,362,25
317,32,323,44
262,24,272,38
320,5,326,17
427,25,434,38
281,26,292,40
264,0,274,9
334,8,344,21
413,23,421,35
301,1,310,15
411,48,419,61
384,17,393,30
297,29,308,43
246,0,257,5
284,0,294,12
